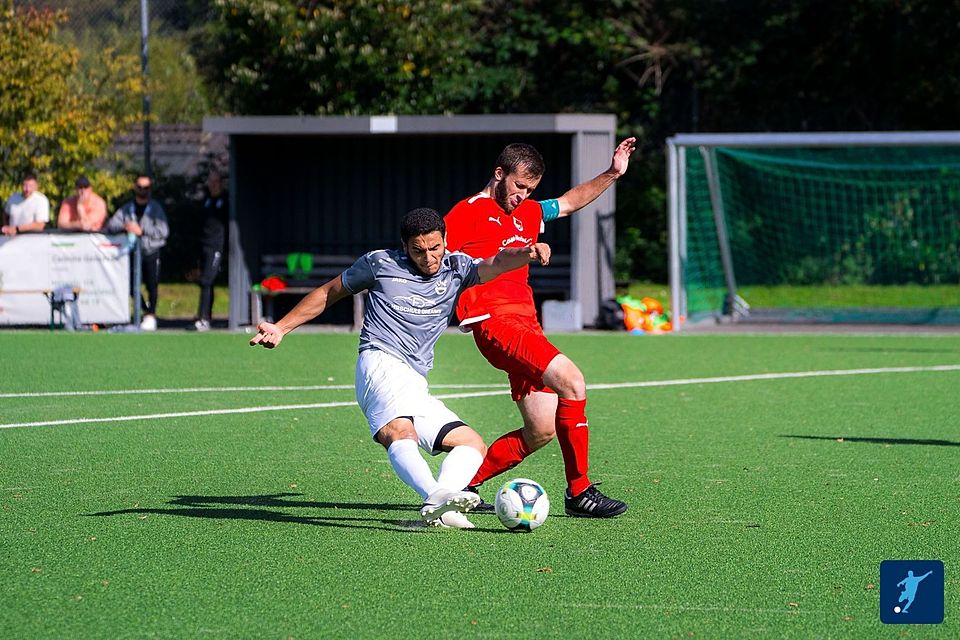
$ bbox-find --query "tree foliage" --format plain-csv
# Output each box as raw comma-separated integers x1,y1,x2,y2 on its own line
32,0,213,35
185,0,960,280
64,24,214,124
18,0,960,281
442,1,629,115
197,0,483,115
31,0,215,124
0,2,142,205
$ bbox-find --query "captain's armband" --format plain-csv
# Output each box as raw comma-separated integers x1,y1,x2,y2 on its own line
539,198,561,222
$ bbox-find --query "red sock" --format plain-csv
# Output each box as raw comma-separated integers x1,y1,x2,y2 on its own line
556,398,591,496
469,429,531,487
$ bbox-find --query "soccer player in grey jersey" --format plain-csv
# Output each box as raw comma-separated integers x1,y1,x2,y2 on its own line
250,208,550,528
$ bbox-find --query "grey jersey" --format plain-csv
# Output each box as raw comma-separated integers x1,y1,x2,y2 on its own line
341,249,481,376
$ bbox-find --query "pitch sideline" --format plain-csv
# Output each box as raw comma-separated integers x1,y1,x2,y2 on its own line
1,364,958,430
0,383,501,400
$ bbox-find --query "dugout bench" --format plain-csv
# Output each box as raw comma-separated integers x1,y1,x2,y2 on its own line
528,254,571,300
249,252,572,330
249,253,364,329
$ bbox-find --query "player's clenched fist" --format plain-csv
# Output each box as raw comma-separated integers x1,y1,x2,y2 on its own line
249,321,284,349
529,242,551,266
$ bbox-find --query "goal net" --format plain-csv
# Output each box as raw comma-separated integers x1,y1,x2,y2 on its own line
667,132,960,327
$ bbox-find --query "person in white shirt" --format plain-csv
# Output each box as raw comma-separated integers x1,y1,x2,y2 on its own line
2,173,50,236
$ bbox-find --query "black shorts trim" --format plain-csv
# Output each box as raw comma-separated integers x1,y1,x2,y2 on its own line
432,420,467,454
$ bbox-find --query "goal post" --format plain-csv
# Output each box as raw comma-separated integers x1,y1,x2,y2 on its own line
667,131,960,329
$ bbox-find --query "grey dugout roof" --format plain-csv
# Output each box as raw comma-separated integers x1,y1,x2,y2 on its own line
204,114,619,330
205,113,616,136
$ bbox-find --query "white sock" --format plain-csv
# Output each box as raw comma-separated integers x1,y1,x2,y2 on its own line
436,445,484,491
387,439,437,499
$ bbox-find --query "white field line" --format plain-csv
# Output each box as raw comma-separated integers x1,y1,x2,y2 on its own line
0,383,502,399
1,364,958,431
585,364,960,390
564,602,831,615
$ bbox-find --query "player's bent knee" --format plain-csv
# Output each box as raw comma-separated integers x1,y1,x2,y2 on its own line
440,425,487,457
375,418,417,448
522,423,556,450
543,355,586,399
456,430,487,458
565,373,587,399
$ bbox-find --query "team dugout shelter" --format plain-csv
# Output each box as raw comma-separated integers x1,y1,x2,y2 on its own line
203,114,620,331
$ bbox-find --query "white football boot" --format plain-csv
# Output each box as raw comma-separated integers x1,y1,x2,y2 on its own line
426,511,476,529
420,488,481,522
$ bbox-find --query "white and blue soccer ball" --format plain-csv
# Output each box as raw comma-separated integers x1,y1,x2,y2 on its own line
495,478,550,532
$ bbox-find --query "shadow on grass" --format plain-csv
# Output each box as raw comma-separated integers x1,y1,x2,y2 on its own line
86,492,504,533
780,435,960,447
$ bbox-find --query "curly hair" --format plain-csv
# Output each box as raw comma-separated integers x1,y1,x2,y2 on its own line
400,207,445,242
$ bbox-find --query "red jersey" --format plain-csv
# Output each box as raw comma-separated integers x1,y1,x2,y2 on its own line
445,193,543,322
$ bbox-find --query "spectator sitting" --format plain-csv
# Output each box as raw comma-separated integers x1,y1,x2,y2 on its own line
2,172,50,236
57,175,107,232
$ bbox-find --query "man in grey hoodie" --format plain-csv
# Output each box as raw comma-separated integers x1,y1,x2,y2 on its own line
106,174,170,331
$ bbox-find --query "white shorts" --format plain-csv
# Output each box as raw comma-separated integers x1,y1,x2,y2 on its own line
355,348,465,455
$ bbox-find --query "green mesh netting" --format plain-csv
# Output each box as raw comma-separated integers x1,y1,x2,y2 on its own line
683,146,960,320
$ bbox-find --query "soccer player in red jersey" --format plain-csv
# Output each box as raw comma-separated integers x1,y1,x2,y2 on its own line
444,137,636,517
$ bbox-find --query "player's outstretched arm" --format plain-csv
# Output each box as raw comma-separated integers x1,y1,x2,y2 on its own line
477,243,551,283
249,275,351,349
554,136,637,218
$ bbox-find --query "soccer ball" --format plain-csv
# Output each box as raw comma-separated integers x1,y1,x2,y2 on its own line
495,478,550,532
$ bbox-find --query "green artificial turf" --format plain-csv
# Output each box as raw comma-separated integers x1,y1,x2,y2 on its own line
624,282,960,312
1,331,958,638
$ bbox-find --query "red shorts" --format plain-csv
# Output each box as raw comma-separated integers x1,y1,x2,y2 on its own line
472,314,562,401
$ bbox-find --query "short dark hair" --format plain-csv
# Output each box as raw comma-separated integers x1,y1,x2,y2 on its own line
22,171,37,182
400,207,445,243
495,143,545,178
75,175,91,188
